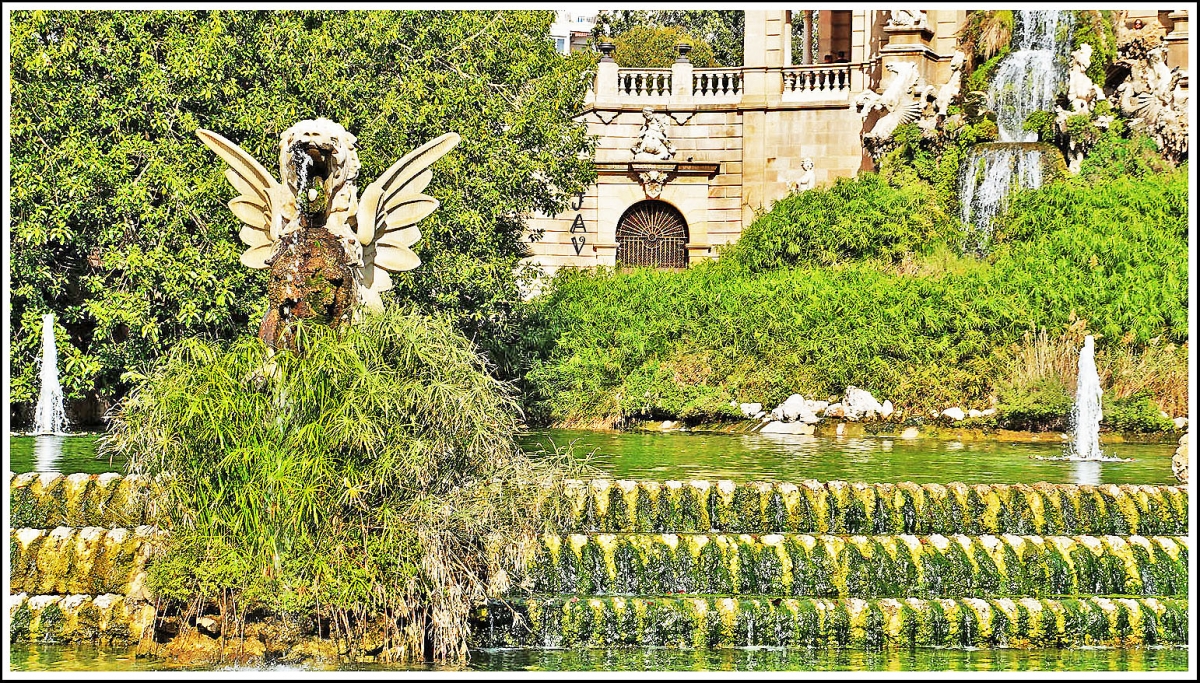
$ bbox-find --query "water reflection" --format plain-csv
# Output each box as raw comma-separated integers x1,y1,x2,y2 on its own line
1071,459,1103,486
520,429,1177,486
33,435,66,471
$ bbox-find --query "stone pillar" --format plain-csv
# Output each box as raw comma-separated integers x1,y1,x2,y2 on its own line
595,42,619,108
1165,10,1189,71
741,11,789,225
672,43,693,105
880,19,938,87
802,10,813,64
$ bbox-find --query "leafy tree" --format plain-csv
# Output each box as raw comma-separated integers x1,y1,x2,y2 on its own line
611,25,717,68
9,10,596,413
594,10,744,66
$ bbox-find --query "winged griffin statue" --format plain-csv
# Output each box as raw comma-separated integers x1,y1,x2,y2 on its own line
197,119,460,349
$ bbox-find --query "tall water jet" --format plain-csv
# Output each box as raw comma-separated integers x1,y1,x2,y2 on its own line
958,10,1074,243
1068,335,1103,460
33,312,68,435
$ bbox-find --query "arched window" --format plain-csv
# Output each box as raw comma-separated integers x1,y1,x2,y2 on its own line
615,200,689,268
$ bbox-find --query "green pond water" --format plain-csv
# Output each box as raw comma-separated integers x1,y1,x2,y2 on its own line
8,429,1179,485
7,643,1190,672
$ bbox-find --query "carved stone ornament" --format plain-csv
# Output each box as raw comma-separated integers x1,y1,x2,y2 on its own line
1054,43,1111,173
631,107,676,161
197,118,459,348
887,8,928,29
852,52,965,155
638,170,671,198
1112,34,1188,162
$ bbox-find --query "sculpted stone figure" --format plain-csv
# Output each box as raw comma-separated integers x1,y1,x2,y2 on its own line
631,107,676,160
1064,44,1106,113
887,9,928,29
788,158,815,193
853,62,930,141
197,118,460,349
1113,40,1189,162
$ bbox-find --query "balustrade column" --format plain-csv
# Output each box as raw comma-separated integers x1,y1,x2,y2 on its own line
672,43,694,105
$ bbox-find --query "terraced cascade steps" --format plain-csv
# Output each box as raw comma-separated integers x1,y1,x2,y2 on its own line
7,472,1192,652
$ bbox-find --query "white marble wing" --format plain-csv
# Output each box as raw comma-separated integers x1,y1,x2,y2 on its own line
354,132,460,304
196,129,292,269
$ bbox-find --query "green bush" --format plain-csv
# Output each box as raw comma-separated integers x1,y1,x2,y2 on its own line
719,173,962,272
996,378,1074,432
1102,391,1176,433
103,305,579,663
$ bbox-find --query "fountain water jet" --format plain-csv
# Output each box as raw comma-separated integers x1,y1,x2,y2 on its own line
33,312,69,435
1068,335,1103,460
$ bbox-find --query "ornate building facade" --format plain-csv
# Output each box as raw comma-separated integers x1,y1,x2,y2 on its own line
523,9,1189,280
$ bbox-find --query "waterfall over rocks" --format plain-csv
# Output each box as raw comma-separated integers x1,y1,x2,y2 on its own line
993,10,1075,142
33,313,68,435
958,11,1073,243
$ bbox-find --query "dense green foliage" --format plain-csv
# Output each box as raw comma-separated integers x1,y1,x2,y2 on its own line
719,173,960,272
9,10,595,409
593,10,743,66
1069,10,1117,85
526,151,1187,428
103,306,578,662
610,25,717,68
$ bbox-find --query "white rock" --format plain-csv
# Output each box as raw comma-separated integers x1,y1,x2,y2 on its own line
880,400,894,418
754,411,767,420
982,407,998,416
900,427,920,439
942,407,966,421
661,420,675,430
824,403,845,418
1159,411,1170,419
740,402,763,418
968,409,984,418
809,400,829,415
843,385,884,420
778,394,808,422
1173,417,1188,429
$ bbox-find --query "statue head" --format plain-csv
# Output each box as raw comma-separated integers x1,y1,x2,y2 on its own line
641,106,656,121
801,157,814,171
277,118,361,200
950,51,965,71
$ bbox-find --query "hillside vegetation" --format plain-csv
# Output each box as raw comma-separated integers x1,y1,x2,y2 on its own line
524,136,1188,431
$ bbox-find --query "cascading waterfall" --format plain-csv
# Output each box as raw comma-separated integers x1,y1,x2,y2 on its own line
992,10,1075,143
958,10,1074,243
1068,335,1103,460
33,312,69,435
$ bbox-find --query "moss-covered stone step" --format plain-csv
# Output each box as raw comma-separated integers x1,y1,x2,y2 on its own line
9,526,161,596
545,479,1188,536
8,472,156,529
12,474,1187,537
518,533,1188,598
8,592,155,645
474,596,1189,649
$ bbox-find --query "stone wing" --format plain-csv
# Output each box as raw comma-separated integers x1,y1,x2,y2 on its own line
196,128,290,269
354,132,460,309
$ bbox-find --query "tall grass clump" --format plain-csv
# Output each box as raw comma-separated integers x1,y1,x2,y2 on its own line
103,304,579,664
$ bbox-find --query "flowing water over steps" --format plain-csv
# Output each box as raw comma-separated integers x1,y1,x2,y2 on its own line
7,472,1191,656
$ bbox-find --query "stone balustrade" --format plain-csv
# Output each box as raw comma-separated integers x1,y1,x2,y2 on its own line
782,64,853,102
594,61,867,109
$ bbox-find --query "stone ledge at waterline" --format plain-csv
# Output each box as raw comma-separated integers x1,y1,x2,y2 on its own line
9,473,1190,536
476,596,1190,649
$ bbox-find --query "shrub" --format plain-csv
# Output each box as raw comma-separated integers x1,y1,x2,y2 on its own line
103,305,581,663
1102,391,1176,433
719,173,962,272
